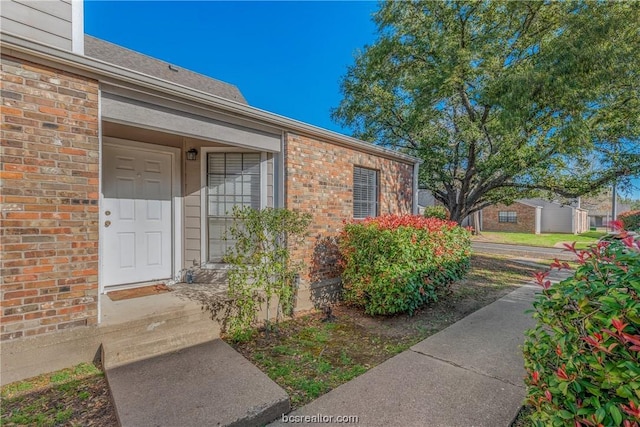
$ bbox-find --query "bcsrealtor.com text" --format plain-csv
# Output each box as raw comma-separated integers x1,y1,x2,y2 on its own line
281,413,359,424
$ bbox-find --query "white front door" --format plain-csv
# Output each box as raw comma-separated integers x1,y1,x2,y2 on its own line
102,144,173,287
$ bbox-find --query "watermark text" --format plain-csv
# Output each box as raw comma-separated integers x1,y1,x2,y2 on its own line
281,413,359,424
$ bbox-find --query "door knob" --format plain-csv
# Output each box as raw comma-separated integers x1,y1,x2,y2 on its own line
105,210,111,216
105,220,112,228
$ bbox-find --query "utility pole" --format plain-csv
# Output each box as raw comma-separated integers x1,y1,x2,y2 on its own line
611,183,618,231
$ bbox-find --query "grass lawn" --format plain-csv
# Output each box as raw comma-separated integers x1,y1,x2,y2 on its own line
0,363,117,426
474,230,604,249
232,253,542,409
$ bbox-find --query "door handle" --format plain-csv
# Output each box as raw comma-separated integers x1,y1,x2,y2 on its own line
105,220,112,228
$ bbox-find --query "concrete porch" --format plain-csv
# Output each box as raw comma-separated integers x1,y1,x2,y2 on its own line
99,281,227,369
0,281,228,385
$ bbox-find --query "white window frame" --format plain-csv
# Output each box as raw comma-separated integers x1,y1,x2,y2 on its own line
200,147,267,266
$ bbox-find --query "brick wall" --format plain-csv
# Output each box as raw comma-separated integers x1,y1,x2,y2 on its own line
284,132,414,295
482,202,537,233
1,56,99,340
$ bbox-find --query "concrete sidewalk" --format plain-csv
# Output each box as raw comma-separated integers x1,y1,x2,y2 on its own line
271,270,571,427
106,339,289,427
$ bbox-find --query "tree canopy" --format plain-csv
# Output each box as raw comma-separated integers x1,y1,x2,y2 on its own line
333,0,640,222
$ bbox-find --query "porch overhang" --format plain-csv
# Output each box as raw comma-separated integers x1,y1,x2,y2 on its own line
101,92,282,153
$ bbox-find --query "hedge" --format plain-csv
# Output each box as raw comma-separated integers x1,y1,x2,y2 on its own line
423,205,449,220
338,214,471,315
619,210,640,232
523,224,640,426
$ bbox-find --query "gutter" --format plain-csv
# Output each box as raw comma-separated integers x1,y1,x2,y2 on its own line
1,32,421,166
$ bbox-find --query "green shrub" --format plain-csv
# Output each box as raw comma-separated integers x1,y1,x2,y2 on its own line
423,205,449,220
619,210,640,232
222,207,312,341
523,229,640,426
339,214,471,315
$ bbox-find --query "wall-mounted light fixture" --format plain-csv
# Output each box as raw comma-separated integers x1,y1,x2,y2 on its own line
186,148,198,161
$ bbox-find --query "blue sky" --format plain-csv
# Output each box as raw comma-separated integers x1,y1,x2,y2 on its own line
84,1,378,134
84,1,638,200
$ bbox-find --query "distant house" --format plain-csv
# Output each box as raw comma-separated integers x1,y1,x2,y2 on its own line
482,199,589,234
581,193,631,228
417,190,589,234
417,189,438,213
480,200,542,233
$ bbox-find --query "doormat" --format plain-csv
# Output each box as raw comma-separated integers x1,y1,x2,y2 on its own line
107,283,172,301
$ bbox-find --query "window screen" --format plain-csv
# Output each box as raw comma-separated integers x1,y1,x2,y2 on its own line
353,166,379,219
207,152,261,261
498,211,517,223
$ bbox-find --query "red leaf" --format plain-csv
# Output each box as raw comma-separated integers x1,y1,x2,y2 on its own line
531,371,539,384
612,318,629,333
622,333,640,347
621,401,640,418
557,365,569,380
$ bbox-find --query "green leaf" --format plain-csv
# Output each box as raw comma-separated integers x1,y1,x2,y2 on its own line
559,381,569,395
609,405,622,426
558,410,574,420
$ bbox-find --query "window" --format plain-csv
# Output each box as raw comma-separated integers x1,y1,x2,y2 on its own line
353,166,379,219
498,211,517,223
207,152,261,262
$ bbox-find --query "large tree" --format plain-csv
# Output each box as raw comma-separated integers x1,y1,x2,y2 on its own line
333,0,640,223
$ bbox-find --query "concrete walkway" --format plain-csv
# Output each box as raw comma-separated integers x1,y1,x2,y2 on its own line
106,340,289,427
106,266,571,427
270,269,572,427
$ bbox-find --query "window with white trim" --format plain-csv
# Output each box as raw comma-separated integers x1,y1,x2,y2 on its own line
498,211,517,223
207,152,261,262
353,166,379,219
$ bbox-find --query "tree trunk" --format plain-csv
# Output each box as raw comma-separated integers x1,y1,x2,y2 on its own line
473,211,481,235
447,204,465,224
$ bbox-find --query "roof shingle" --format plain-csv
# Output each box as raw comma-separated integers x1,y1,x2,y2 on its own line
84,35,247,104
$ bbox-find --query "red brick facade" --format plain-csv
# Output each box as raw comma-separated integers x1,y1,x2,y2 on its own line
285,132,414,288
482,202,537,233
1,56,100,340
0,58,415,339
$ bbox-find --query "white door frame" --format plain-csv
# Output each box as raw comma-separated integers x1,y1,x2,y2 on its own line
99,137,182,293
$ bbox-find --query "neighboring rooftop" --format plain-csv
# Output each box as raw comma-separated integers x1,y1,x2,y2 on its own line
84,35,247,104
581,192,631,216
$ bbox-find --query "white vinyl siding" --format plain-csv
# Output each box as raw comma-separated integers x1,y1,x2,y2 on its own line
353,166,379,219
206,152,261,262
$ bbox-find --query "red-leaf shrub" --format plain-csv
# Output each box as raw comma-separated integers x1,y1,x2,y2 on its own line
619,210,640,232
523,225,640,426
338,214,471,315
